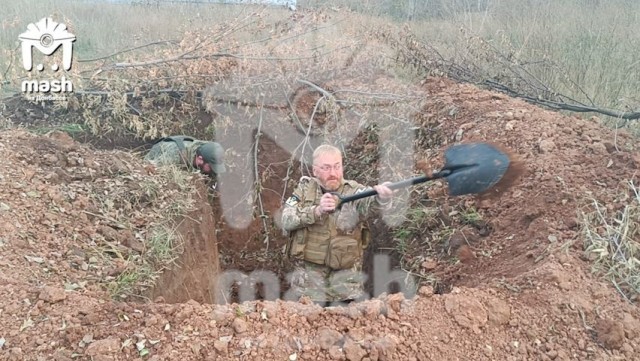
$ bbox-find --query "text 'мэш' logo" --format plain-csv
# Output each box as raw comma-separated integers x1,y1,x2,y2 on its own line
19,17,75,99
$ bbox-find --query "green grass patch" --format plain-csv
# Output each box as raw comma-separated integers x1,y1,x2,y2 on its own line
108,264,155,300
29,122,87,135
459,206,483,226
147,224,181,268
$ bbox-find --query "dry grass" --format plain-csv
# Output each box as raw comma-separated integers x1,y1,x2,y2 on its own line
582,180,640,302
307,0,640,116
3,1,640,136
404,0,640,131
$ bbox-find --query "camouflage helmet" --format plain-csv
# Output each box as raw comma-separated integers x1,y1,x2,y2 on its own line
197,142,226,175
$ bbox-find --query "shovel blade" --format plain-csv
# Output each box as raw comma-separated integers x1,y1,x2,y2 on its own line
443,143,510,196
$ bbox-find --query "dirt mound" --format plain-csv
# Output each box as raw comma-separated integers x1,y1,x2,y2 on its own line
412,78,640,289
0,129,218,302
1,259,638,360
2,77,640,360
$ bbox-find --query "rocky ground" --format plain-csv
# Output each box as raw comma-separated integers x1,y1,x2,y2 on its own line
1,76,640,361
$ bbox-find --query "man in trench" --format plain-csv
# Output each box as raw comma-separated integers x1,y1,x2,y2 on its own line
144,135,226,177
280,144,395,306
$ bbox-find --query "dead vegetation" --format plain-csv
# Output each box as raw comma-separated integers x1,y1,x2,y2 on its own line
96,164,199,300
583,180,640,303
374,24,640,126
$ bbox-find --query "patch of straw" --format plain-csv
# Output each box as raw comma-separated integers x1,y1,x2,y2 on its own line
582,180,640,302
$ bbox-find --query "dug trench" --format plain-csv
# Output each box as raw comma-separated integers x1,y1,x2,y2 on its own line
132,85,509,304
3,78,640,359
6,79,639,305
146,134,427,305
89,132,515,305
4,115,498,306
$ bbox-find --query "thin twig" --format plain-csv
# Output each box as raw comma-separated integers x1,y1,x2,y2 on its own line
2,45,18,83
484,80,640,120
77,40,178,63
611,278,632,303
106,46,353,69
296,79,335,100
254,102,270,251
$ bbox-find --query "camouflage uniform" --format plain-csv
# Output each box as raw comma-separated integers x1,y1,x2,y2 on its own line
144,136,225,175
281,176,391,304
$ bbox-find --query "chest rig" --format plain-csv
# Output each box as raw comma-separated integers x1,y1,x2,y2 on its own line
287,178,370,268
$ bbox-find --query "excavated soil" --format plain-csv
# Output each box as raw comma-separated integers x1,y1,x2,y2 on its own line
1,76,640,360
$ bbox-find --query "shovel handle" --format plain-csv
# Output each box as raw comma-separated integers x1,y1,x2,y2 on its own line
336,170,451,206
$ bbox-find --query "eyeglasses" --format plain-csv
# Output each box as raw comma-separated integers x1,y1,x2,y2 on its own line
314,163,342,172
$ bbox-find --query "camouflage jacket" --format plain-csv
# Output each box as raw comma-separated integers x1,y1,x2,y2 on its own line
281,176,391,263
144,136,206,170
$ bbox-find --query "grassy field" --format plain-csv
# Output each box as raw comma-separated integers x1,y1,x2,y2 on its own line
409,0,640,114
2,0,640,120
0,1,268,62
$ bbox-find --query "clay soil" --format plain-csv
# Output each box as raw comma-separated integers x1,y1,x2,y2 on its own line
1,77,640,361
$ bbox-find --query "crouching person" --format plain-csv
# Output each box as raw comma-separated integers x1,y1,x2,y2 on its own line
144,135,226,177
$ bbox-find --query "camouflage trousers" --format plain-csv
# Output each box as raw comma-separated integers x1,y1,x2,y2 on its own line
288,258,367,305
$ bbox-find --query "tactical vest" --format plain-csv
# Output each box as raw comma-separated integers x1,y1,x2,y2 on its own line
288,178,370,268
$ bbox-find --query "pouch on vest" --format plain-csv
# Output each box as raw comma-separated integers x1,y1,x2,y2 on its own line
325,236,359,270
361,226,371,249
287,229,306,260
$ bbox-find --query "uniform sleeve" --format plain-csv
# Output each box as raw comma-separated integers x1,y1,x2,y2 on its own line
348,182,393,218
335,182,391,232
280,179,320,232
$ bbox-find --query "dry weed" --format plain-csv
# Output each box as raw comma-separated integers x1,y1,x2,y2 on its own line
583,180,640,302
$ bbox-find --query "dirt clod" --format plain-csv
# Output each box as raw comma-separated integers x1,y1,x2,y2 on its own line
596,319,626,350
318,327,343,350
232,318,248,334
363,299,385,319
328,345,344,360
343,337,367,361
538,139,556,153
622,313,640,339
485,297,511,326
214,339,229,354
38,286,66,303
85,338,121,356
444,294,488,334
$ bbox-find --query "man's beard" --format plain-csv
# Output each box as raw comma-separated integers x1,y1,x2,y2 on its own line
324,178,341,191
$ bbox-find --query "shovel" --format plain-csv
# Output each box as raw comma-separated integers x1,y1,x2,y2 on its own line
334,142,518,208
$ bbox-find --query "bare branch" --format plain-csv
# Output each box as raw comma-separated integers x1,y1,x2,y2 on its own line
254,103,270,251
484,80,640,120
77,40,178,63
106,46,353,69
382,27,640,121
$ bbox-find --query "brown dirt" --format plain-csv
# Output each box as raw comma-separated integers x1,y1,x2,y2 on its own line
2,76,640,360
151,182,220,304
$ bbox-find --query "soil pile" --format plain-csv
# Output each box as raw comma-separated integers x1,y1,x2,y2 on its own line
416,78,640,292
